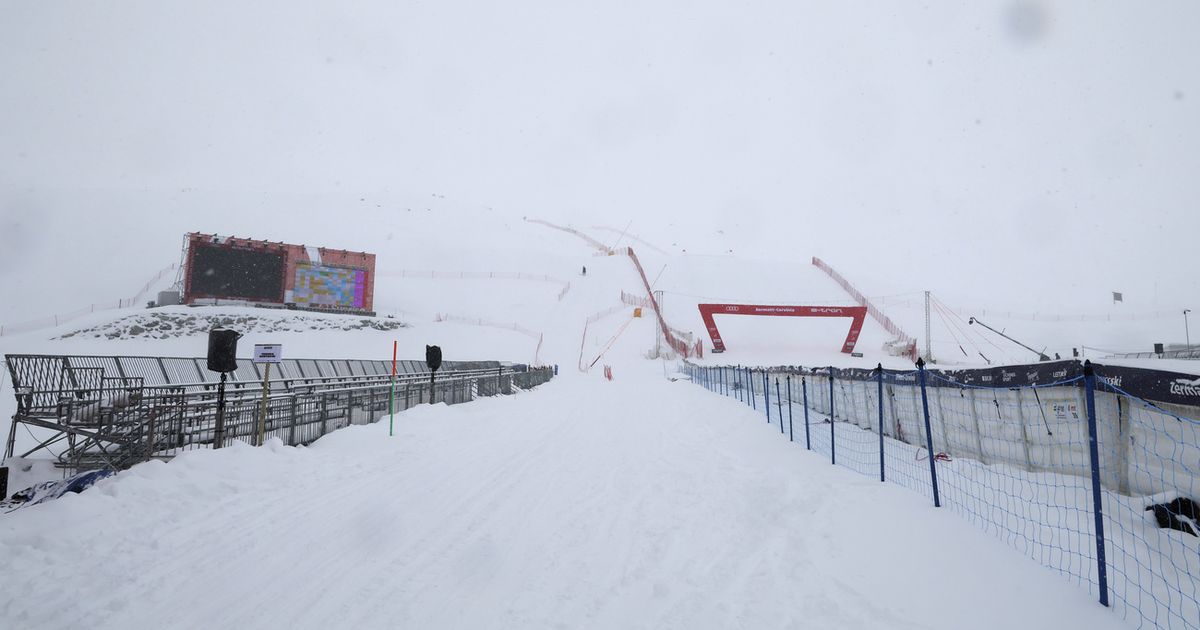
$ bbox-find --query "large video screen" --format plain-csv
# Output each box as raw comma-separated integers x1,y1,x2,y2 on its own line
292,264,367,309
188,243,286,302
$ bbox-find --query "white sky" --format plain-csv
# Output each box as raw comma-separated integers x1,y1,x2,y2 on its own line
1,0,1197,326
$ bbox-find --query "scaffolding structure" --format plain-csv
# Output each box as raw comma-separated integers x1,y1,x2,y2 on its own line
5,354,553,474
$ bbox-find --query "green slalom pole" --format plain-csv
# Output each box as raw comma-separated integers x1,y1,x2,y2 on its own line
389,341,397,437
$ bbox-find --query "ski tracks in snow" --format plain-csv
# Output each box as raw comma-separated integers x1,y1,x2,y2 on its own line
0,370,1126,630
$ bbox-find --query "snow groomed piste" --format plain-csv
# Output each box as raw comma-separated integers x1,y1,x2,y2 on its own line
0,359,1130,630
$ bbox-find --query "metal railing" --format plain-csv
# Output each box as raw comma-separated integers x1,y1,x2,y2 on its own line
5,354,555,474
1106,347,1200,360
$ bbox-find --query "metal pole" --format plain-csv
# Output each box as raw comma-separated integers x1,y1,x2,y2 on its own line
802,373,811,450
925,291,932,362
1082,361,1111,607
257,362,272,446
876,364,885,482
916,358,941,507
389,341,397,437
828,367,835,465
213,372,228,449
749,368,756,410
288,396,298,445
1185,309,1192,351
786,375,794,442
764,371,771,424
775,379,784,435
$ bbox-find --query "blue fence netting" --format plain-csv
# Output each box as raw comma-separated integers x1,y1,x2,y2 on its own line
684,359,1200,630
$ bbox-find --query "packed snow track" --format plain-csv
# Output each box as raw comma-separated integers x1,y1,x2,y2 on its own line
0,365,1124,630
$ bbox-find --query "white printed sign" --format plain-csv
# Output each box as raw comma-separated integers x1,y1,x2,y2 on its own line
1044,399,1080,421
253,344,283,364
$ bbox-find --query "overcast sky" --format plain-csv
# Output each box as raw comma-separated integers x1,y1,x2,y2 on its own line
1,0,1197,322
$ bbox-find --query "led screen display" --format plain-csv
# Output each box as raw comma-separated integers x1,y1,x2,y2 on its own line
187,243,286,302
292,264,367,308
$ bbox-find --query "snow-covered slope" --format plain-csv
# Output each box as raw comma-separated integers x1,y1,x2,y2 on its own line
1,2,1196,627
0,361,1129,630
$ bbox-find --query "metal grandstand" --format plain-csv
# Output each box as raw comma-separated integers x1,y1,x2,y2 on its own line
4,354,554,474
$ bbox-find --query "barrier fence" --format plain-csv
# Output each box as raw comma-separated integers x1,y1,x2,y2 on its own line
685,359,1200,630
811,257,917,360
376,270,572,302
588,225,671,255
4,353,555,475
0,264,177,337
612,247,702,359
525,218,703,360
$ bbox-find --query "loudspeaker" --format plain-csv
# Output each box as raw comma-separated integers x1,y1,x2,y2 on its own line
426,345,442,372
1154,342,1165,356
208,329,241,373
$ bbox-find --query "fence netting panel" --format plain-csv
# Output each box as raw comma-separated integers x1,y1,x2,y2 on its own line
1097,382,1200,629
925,374,1102,597
685,361,1200,630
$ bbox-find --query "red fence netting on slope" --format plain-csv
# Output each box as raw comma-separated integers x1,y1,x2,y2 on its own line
621,247,701,359
811,256,916,360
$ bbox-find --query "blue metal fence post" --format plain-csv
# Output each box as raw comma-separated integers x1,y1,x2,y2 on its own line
876,363,885,483
1083,361,1111,607
775,378,784,435
734,362,744,403
764,371,771,424
749,368,757,411
803,373,812,450
734,364,744,405
828,366,836,465
786,375,795,442
733,366,740,402
916,358,941,508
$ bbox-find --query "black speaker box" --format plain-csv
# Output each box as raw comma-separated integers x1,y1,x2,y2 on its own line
208,329,241,373
426,345,442,372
